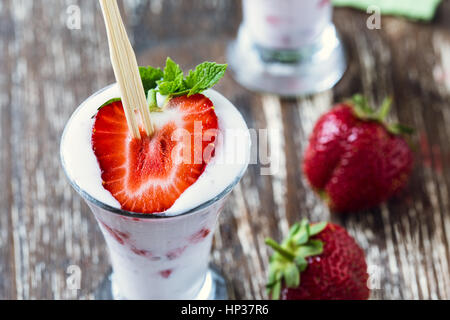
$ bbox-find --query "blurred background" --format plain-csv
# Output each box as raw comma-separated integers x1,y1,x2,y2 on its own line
0,0,450,299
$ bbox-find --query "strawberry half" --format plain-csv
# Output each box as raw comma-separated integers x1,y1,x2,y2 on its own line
92,94,218,214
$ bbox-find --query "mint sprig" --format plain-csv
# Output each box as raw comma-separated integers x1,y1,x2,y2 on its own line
92,58,226,118
155,57,227,97
265,220,327,300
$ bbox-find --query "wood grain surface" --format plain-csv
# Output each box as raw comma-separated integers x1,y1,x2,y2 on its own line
0,0,449,300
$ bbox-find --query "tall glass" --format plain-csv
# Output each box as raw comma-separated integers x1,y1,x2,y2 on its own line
60,86,249,300
228,0,347,96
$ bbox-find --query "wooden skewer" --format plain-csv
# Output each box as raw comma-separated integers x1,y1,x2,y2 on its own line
99,0,154,139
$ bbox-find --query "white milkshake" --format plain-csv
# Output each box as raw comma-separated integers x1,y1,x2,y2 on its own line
61,84,251,299
228,0,347,96
242,0,333,49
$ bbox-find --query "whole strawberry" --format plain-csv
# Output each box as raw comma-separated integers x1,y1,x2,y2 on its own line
303,95,413,213
266,220,369,300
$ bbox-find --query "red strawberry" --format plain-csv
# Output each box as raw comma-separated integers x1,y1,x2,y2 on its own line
303,95,413,213
266,220,369,300
92,94,218,214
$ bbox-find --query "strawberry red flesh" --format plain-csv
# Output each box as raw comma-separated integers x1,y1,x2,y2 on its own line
92,94,218,214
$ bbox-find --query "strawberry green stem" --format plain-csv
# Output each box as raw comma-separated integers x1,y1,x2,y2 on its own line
148,89,158,110
349,94,414,136
377,97,392,122
265,238,295,261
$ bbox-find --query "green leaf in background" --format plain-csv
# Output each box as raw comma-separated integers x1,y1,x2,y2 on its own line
332,0,442,21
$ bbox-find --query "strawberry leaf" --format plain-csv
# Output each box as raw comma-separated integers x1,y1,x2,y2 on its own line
92,98,122,118
283,263,300,288
288,223,301,238
265,220,327,300
352,94,375,119
271,280,282,300
377,97,392,121
294,256,308,271
310,222,327,236
388,123,415,135
296,240,323,258
294,219,310,245
349,94,415,137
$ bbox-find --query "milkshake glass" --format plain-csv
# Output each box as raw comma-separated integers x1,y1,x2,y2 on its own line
61,85,250,300
228,0,347,96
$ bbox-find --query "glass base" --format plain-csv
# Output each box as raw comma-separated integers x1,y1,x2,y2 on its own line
94,265,228,300
227,24,347,97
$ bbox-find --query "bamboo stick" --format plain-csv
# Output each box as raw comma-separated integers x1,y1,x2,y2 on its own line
99,0,154,139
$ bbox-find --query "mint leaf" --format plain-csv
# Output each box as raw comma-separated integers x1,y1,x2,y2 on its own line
139,66,163,93
138,58,227,109
156,58,186,96
157,76,184,96
163,57,183,81
185,62,227,96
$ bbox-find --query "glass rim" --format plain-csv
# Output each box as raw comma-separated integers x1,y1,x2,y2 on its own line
60,84,250,220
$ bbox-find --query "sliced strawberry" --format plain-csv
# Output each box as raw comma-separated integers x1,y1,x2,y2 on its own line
92,94,219,214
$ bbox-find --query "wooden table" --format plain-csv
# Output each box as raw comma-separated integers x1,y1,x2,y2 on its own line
0,0,449,300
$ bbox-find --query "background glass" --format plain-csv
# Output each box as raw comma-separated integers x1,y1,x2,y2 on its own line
228,0,347,96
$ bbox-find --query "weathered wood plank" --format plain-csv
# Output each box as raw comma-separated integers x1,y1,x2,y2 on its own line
0,0,15,298
0,0,449,300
